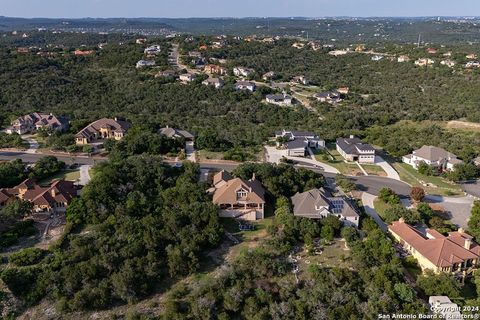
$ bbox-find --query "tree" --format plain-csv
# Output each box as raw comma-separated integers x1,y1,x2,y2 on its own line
383,205,420,225
0,199,33,224
416,202,434,221
320,225,334,241
468,201,480,242
410,187,425,202
418,162,435,176
417,271,461,298
378,187,400,205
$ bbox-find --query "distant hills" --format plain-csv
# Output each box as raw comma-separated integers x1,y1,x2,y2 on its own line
2,16,480,43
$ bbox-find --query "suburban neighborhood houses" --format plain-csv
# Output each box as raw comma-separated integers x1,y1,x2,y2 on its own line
403,145,463,172
336,136,376,163
275,129,325,157
75,118,131,145
6,113,69,134
0,178,77,214
211,170,266,221
389,219,479,277
291,188,360,227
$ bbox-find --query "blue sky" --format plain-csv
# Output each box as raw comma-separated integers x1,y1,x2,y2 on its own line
1,0,480,18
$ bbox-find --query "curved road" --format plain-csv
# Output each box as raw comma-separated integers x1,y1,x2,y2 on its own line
0,150,411,196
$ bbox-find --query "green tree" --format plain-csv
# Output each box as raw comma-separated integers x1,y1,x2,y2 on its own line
468,201,480,242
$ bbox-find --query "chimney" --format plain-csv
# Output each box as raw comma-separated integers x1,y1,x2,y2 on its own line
349,135,355,139
399,217,405,223
252,173,256,181
465,238,472,250
51,189,56,197
114,117,118,122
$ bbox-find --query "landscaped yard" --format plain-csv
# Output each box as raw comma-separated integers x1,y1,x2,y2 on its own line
393,162,463,196
39,169,80,185
361,164,387,177
314,148,363,176
221,217,274,261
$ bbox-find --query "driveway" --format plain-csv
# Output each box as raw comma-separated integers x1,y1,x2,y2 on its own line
375,156,401,181
361,192,387,232
78,165,92,186
186,141,196,162
22,135,39,154
461,181,480,198
425,195,474,228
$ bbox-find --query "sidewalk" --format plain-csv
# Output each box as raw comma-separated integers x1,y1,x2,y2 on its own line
361,192,387,232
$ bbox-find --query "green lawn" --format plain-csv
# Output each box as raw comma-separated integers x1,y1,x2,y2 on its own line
373,198,392,220
314,148,362,176
39,170,80,185
361,164,387,176
393,162,463,196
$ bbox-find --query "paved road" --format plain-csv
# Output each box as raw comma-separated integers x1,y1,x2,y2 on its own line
461,181,480,198
0,150,410,196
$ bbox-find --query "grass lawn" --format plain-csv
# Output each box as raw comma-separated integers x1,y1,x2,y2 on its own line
373,198,393,221
314,148,363,176
39,169,80,185
221,217,274,261
297,239,353,274
393,162,463,196
361,164,387,177
197,150,225,161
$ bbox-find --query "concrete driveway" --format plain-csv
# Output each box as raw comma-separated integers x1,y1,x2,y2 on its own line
375,156,401,181
425,195,474,228
78,165,92,186
22,135,39,154
461,181,480,198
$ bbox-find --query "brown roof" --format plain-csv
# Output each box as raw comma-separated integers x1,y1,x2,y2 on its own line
75,118,131,139
212,173,265,205
412,146,459,162
2,179,76,208
389,220,479,268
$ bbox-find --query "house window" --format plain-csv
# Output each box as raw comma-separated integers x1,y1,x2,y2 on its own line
236,189,247,199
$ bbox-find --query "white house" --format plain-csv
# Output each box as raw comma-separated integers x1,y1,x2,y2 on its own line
266,93,292,106
144,45,161,55
415,58,435,67
202,77,224,89
402,146,463,172
233,67,255,77
235,81,256,92
336,136,375,163
136,60,156,68
179,73,197,83
275,129,325,157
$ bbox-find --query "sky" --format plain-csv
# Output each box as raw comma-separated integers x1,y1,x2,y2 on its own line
1,0,480,19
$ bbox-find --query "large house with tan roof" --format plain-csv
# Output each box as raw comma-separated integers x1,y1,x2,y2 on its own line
212,170,266,221
402,145,463,172
0,179,77,213
389,219,480,276
75,118,131,145
6,113,69,135
291,188,360,227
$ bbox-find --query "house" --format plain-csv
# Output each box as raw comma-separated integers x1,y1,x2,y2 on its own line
262,71,277,81
74,50,94,56
336,87,350,95
191,58,206,69
6,113,69,135
136,60,156,68
429,296,462,320
473,157,480,167
235,81,256,92
292,42,305,49
415,58,435,67
204,64,227,75
212,170,266,221
233,67,255,78
402,145,463,172
179,73,197,83
308,41,322,51
371,55,383,61
266,93,293,106
159,127,194,141
188,51,202,58
328,50,349,56
75,118,131,145
291,188,360,227
355,44,366,52
336,136,376,163
314,91,342,104
389,219,480,276
291,75,308,85
275,129,325,157
155,70,176,78
465,61,480,68
136,38,147,44
202,77,224,89
466,54,478,60
443,51,452,57
397,55,410,63
0,179,77,213
144,45,161,56
426,48,438,54
440,59,456,68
